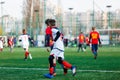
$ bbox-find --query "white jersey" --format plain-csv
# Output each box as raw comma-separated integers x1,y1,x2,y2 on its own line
52,27,64,51
19,34,29,49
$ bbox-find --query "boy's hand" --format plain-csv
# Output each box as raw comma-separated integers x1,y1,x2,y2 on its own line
46,48,50,52
50,41,54,46
99,42,102,47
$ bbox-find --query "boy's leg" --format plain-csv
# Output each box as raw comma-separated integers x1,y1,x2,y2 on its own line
63,68,68,75
24,47,29,60
58,57,76,76
77,44,80,52
53,58,56,76
29,53,32,60
94,44,98,59
92,44,97,59
24,51,29,60
81,44,83,52
10,46,12,52
60,64,68,75
44,55,54,78
49,55,54,75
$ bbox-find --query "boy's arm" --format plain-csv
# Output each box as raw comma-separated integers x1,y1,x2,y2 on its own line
98,33,102,47
98,33,101,44
98,38,102,47
89,34,91,43
98,38,101,44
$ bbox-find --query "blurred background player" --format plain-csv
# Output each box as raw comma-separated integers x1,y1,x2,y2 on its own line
84,35,90,50
19,29,32,60
8,36,14,53
77,32,86,52
44,19,76,79
89,27,101,59
0,37,4,52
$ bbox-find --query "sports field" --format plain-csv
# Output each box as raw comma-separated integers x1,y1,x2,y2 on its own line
0,46,120,80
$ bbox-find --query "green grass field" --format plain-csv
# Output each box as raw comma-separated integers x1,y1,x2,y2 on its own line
0,46,120,80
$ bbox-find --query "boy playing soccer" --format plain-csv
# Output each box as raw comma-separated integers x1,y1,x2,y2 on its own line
45,19,56,76
45,19,53,51
89,27,101,59
0,37,3,52
77,32,86,52
8,36,14,53
44,19,76,79
19,29,32,60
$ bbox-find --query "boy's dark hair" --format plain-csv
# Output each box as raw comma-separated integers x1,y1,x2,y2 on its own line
92,27,96,31
22,29,25,32
22,29,26,34
49,19,56,26
45,19,50,25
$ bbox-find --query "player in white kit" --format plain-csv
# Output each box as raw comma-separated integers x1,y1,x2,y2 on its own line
44,19,76,79
0,37,3,52
19,29,32,60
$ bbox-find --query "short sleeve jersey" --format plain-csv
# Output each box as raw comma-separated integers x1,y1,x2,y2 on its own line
52,27,64,51
45,26,52,36
8,38,13,46
19,34,29,45
90,31,100,44
79,34,84,43
85,37,89,44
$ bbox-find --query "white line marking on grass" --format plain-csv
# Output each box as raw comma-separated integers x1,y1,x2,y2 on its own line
0,67,120,73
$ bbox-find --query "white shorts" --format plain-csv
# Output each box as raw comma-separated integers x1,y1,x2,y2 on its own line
50,48,64,59
22,44,29,51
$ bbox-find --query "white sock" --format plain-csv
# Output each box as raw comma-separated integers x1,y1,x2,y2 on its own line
29,54,32,59
83,48,86,51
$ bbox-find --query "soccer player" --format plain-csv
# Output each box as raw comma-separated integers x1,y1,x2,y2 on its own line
45,19,54,52
45,19,56,76
84,35,90,50
45,19,52,47
19,29,32,60
44,19,76,79
8,36,14,53
0,37,3,52
77,32,85,52
89,27,101,59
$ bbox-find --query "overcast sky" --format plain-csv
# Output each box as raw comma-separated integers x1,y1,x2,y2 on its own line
1,0,23,19
1,0,120,19
61,0,120,12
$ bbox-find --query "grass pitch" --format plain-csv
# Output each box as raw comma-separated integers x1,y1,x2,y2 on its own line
0,46,120,80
